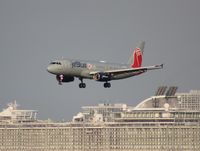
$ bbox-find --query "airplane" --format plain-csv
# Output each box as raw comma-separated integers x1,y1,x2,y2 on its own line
47,41,163,88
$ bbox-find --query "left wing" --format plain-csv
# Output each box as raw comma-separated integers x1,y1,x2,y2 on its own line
90,64,163,76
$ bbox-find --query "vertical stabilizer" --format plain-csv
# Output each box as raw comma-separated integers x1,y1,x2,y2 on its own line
129,41,145,68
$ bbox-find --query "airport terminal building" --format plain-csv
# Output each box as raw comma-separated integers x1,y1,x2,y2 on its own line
0,87,200,151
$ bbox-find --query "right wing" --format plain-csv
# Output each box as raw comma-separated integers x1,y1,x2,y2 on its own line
89,64,163,76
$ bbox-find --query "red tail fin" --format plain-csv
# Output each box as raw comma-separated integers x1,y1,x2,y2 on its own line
131,47,143,68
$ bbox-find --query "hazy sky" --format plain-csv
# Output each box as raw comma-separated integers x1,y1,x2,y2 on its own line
0,0,200,120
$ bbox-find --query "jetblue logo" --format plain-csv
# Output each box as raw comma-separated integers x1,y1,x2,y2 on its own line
72,61,87,68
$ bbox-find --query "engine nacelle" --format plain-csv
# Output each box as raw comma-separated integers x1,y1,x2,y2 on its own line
56,75,74,83
93,73,111,81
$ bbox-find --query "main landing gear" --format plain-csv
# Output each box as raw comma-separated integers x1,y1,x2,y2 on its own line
79,83,86,88
78,78,111,88
79,78,86,88
104,82,111,88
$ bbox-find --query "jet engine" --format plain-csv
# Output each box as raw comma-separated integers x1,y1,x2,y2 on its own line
93,73,111,81
56,75,74,84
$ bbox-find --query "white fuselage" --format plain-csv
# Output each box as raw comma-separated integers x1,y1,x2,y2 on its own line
47,59,144,81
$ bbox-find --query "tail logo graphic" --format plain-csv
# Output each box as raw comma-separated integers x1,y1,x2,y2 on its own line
132,47,142,68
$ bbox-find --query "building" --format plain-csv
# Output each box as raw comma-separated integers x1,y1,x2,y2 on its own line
0,87,200,151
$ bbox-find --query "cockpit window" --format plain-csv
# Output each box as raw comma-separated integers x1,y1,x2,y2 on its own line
50,62,62,65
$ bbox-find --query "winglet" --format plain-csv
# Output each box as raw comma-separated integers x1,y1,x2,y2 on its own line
153,64,164,70
156,64,164,69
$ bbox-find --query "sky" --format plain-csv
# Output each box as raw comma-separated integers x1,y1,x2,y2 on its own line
0,0,200,120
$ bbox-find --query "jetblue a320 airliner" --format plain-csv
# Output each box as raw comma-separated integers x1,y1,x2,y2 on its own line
47,41,163,88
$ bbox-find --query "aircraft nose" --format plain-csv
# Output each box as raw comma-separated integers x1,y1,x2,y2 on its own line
47,66,54,73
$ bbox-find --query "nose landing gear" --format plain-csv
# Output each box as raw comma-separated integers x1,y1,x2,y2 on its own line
57,75,64,85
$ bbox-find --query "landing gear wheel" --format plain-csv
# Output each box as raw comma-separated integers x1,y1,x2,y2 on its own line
79,83,86,88
78,78,86,88
104,82,111,88
82,83,86,88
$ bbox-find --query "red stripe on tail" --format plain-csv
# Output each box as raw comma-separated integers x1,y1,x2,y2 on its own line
131,47,142,68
